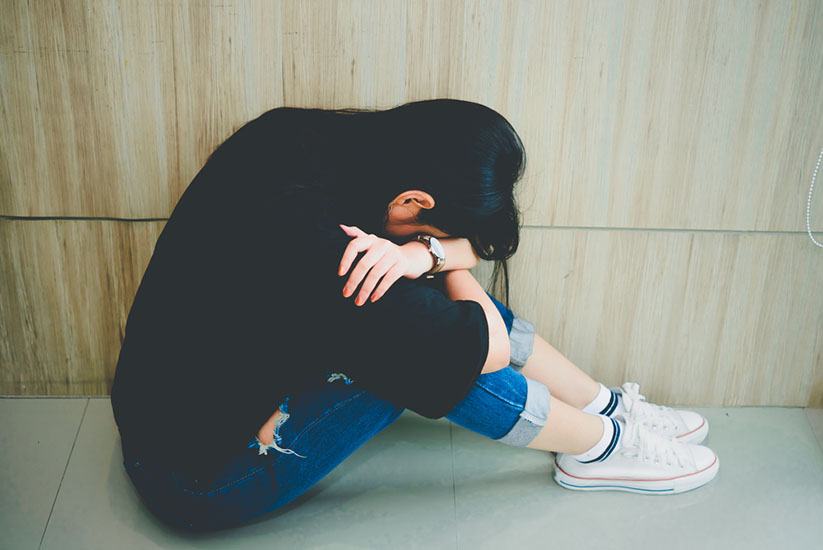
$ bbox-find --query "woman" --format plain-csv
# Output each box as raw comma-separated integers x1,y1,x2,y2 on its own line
110,99,718,532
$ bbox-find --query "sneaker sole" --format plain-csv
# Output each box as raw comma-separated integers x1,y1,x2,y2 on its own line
552,454,719,495
674,417,709,445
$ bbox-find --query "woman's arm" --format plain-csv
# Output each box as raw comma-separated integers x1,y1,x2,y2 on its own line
400,237,480,273
338,227,482,305
441,269,510,374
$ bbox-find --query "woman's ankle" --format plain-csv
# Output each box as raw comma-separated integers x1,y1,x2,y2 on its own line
525,395,605,454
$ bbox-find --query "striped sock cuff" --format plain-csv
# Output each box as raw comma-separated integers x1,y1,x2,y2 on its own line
582,383,622,417
573,416,623,464
599,389,620,416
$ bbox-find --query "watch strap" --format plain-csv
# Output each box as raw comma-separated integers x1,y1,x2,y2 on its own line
416,234,445,279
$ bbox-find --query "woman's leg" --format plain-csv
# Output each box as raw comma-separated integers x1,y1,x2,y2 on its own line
474,293,720,494
483,292,601,409
121,373,404,532
444,365,605,455
444,293,605,455
121,284,600,532
520,335,602,410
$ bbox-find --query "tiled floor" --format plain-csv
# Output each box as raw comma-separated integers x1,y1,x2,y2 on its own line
2,398,822,550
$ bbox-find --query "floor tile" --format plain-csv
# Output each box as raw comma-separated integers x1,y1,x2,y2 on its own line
41,403,457,549
806,408,823,452
0,398,88,550
15,400,823,549
450,407,823,550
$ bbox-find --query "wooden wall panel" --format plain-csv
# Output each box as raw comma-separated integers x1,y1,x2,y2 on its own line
0,0,178,216
1,1,822,405
1,221,820,406
502,228,823,408
0,220,164,395
171,1,284,190
520,0,823,232
280,0,407,107
1,0,820,230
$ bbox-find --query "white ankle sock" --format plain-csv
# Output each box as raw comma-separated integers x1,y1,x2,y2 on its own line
582,382,626,417
571,415,624,463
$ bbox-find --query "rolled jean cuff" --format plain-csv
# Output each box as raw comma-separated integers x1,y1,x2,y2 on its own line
508,313,535,371
496,377,551,447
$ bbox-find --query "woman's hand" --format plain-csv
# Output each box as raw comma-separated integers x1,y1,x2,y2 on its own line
337,224,431,305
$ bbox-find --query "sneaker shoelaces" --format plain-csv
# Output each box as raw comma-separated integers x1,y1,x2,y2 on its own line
619,382,684,434
616,413,694,470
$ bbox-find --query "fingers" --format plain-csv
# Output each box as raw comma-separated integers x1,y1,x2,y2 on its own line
337,224,406,306
354,255,398,305
339,224,366,237
337,225,365,275
338,230,376,276
343,241,391,302
369,263,405,303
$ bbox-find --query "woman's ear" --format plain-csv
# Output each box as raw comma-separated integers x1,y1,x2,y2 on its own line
387,190,435,224
400,190,435,210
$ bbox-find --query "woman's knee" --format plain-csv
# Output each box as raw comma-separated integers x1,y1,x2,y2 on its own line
494,377,550,447
484,292,536,372
446,366,551,447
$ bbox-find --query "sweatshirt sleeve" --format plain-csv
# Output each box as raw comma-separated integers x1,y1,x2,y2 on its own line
332,274,490,419
272,196,490,419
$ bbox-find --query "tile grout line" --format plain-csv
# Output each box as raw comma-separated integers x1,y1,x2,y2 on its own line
802,408,823,455
38,398,90,550
449,421,458,550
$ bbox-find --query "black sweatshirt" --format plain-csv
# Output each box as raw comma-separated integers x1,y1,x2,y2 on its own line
110,108,490,476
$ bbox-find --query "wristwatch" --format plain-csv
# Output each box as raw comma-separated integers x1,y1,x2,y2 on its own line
415,234,446,279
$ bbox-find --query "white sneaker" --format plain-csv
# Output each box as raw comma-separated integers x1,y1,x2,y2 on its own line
616,382,709,445
553,414,719,494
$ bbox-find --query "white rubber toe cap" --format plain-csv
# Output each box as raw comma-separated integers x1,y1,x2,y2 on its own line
675,411,709,445
673,444,719,493
689,444,717,470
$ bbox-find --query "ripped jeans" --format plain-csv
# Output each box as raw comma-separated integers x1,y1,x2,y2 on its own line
120,293,551,532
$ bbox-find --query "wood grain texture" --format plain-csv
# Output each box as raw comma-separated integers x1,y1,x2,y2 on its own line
2,0,821,229
2,221,820,405
519,0,823,231
1,1,821,404
500,228,823,408
0,0,178,216
0,220,164,395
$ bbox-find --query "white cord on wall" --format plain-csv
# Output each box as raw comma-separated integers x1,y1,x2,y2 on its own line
808,147,823,249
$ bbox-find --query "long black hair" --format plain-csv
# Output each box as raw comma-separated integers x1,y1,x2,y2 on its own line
222,99,526,308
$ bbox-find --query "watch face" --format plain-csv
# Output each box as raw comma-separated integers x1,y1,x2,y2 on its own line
429,236,446,259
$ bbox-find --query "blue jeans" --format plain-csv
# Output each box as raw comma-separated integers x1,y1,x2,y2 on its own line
120,293,551,531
